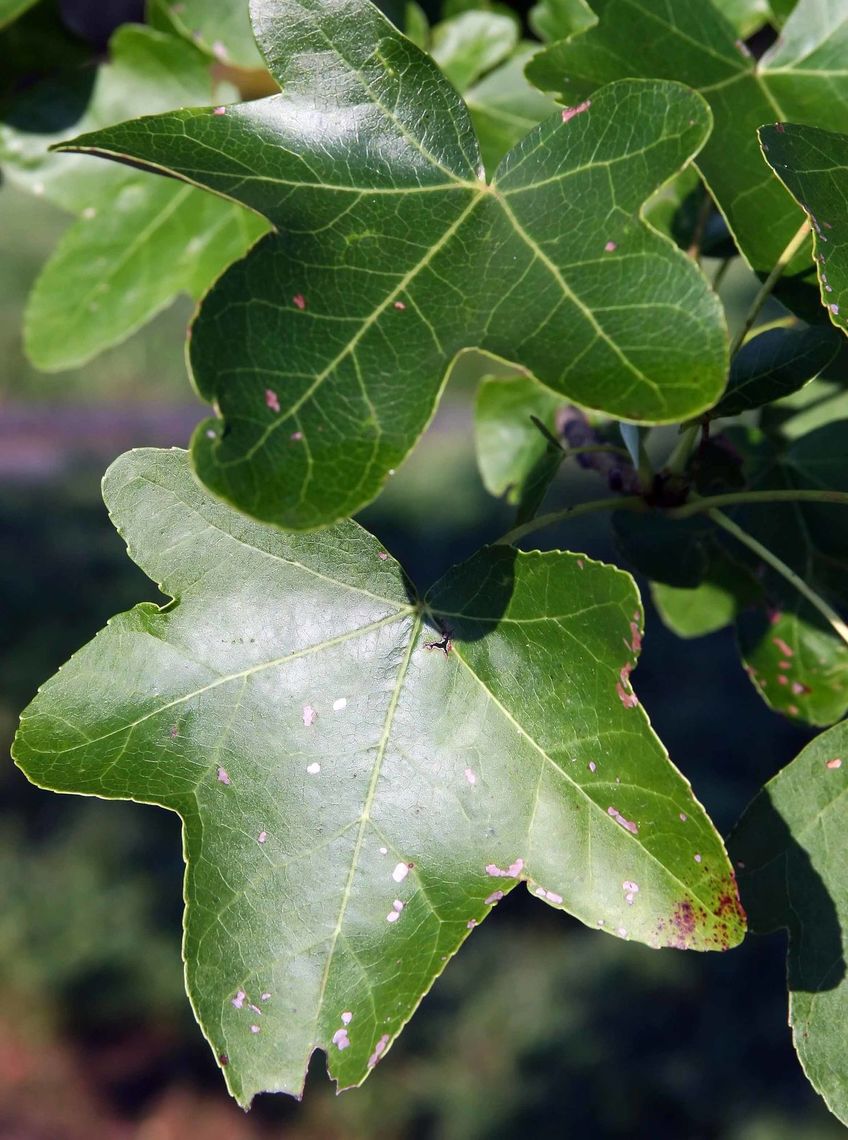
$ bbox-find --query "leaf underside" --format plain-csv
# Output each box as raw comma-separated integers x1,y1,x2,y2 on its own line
56,0,727,529
731,721,848,1128
13,448,744,1105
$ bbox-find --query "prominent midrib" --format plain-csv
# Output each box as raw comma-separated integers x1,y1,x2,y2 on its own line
20,608,413,761
494,195,662,402
450,649,720,915
232,190,486,465
313,614,423,1032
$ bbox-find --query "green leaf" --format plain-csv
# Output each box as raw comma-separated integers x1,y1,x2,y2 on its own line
146,0,264,69
528,0,597,42
474,371,561,505
55,0,727,530
24,178,265,371
527,0,848,277
726,424,848,725
709,326,841,420
430,9,518,91
652,548,760,638
0,0,37,30
759,124,848,337
464,45,559,171
13,447,745,1104
711,0,771,37
737,600,848,726
0,24,267,370
730,720,848,1128
768,0,796,24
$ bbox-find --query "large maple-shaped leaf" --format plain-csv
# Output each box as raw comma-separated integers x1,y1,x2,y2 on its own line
0,25,267,370
13,448,744,1104
527,0,848,277
759,123,848,337
730,721,848,1127
54,0,727,529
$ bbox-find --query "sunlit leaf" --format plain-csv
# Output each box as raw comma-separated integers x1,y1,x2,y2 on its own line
54,0,727,529
13,447,745,1104
527,0,848,278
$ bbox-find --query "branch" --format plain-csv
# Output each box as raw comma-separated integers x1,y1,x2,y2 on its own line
496,495,643,546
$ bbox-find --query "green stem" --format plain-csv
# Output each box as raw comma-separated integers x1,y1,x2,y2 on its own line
708,509,848,650
728,220,810,356
496,488,848,546
668,489,848,519
497,495,643,546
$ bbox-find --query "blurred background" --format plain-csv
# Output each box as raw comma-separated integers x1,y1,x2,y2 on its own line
2,1,846,1137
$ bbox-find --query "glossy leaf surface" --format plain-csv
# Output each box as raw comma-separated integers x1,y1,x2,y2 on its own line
760,123,848,337
731,720,848,1128
0,25,266,369
527,0,848,276
13,448,744,1105
56,0,727,529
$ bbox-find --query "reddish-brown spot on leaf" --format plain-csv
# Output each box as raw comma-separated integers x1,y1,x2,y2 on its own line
562,99,592,123
265,388,280,413
292,293,307,310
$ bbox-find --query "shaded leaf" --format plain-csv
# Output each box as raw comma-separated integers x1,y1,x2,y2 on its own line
759,123,848,337
0,24,266,369
652,547,760,638
529,0,596,42
13,447,745,1104
726,424,848,724
527,0,848,278
475,371,561,502
737,600,848,727
146,0,264,69
57,0,727,529
709,325,841,420
465,44,559,171
430,9,518,91
474,371,563,521
0,0,37,30
612,511,713,588
731,720,848,1127
712,0,771,37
